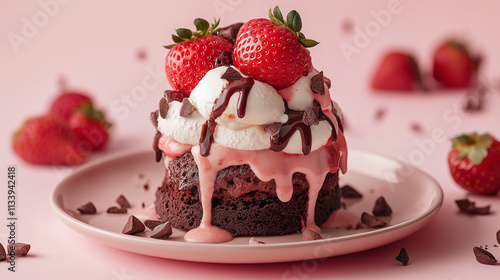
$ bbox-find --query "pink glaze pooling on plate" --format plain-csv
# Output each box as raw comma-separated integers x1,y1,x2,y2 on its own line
322,209,362,230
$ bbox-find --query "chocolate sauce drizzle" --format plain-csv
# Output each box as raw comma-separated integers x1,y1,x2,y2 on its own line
199,76,255,157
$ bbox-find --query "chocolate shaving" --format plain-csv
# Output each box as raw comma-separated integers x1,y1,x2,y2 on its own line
361,212,387,228
107,206,127,214
302,229,323,241
473,246,497,265
311,71,325,95
302,107,319,126
214,50,232,67
324,76,332,89
497,229,500,244
144,219,166,230
396,247,409,266
372,196,392,216
150,222,173,239
77,202,97,215
164,90,188,103
116,194,131,208
221,67,243,81
150,110,159,128
0,243,6,261
122,215,145,235
179,98,196,117
264,122,282,140
249,237,265,245
154,130,163,162
159,97,168,119
214,22,244,43
7,243,30,256
341,184,362,198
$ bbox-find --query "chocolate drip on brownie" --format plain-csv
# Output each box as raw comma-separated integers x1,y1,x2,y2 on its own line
271,107,313,155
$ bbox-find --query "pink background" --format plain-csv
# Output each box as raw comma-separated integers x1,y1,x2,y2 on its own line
1,0,500,279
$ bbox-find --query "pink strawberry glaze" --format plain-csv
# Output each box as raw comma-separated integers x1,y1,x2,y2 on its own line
133,203,159,221
322,209,362,230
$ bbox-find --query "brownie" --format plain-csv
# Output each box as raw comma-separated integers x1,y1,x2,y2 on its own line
155,151,341,236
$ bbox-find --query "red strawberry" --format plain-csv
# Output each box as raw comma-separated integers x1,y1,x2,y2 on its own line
371,51,426,91
49,91,92,121
164,18,233,94
232,6,318,90
68,104,111,151
448,133,500,195
432,40,480,88
12,115,88,165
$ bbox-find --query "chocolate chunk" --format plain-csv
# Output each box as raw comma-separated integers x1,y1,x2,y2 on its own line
249,237,265,245
466,203,490,215
142,202,145,208
77,202,97,215
473,246,497,265
143,182,149,190
361,212,387,228
410,122,423,133
463,82,488,112
154,130,163,162
372,196,392,216
214,22,244,43
302,107,319,126
455,198,471,212
116,194,131,208
221,67,243,81
497,229,500,244
179,98,196,117
396,247,409,266
150,222,172,239
122,215,145,235
311,71,325,95
0,243,6,261
374,107,386,121
7,243,30,256
159,97,168,119
150,110,159,128
144,219,166,230
214,50,232,67
164,90,188,103
107,206,127,214
324,76,331,89
264,122,282,140
341,184,362,198
302,229,323,241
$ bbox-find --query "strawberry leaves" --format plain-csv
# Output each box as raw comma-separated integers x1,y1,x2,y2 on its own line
452,133,493,165
268,6,318,48
165,18,221,49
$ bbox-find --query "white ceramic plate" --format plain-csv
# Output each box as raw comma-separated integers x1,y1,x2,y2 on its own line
51,149,442,264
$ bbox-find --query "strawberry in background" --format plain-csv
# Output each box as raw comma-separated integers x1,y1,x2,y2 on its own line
432,40,481,88
371,51,427,91
68,103,111,151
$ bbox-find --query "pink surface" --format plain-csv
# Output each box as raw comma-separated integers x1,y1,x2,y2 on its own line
1,0,500,279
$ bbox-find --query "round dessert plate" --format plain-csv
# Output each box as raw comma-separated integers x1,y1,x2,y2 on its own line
51,149,443,264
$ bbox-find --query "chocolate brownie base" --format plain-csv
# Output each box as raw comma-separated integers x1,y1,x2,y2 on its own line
155,152,340,236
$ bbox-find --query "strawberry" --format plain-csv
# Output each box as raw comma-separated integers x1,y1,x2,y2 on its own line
12,115,88,165
232,6,318,90
49,91,92,121
432,40,480,88
68,104,111,151
448,133,500,195
371,51,426,91
164,18,233,94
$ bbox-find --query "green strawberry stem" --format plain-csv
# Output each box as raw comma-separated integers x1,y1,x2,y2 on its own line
268,6,319,48
452,133,492,165
164,18,220,49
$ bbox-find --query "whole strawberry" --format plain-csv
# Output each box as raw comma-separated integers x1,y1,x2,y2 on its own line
433,40,480,88
68,104,111,151
448,133,500,195
49,91,92,121
232,6,318,90
371,51,426,91
12,115,88,165
164,18,233,94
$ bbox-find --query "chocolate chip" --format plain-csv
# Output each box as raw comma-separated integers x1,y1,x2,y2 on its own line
154,130,162,162
142,202,145,208
7,243,30,256
221,67,243,81
159,97,168,119
341,184,362,198
473,246,497,265
116,194,131,208
150,110,159,128
302,107,319,126
143,182,149,191
77,202,97,214
179,98,196,117
107,206,127,214
311,71,325,95
214,50,232,67
324,76,331,89
144,219,166,230
497,229,500,244
164,90,188,103
361,212,387,228
456,199,491,215
249,237,265,245
214,22,244,43
302,229,323,241
150,222,172,239
455,198,471,212
0,243,6,261
396,247,409,266
122,215,145,235
264,122,282,140
373,196,392,216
